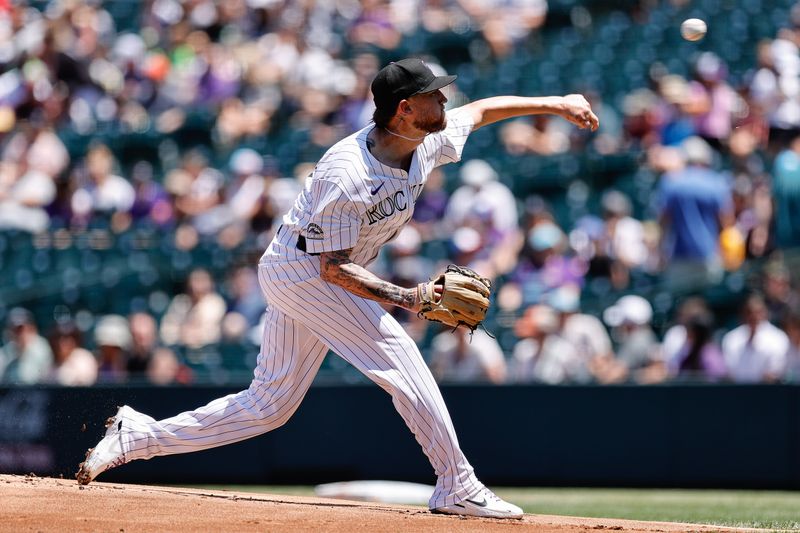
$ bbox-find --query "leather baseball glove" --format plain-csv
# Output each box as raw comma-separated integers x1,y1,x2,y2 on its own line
417,265,491,332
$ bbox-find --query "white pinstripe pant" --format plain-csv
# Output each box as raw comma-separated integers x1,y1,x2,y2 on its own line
118,261,483,509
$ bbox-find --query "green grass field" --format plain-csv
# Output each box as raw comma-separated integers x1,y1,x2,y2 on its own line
194,486,800,530
495,488,800,530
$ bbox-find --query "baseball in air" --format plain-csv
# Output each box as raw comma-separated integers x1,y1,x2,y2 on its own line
680,18,707,41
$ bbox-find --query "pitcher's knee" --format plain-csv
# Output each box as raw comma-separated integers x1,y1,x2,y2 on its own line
243,385,303,428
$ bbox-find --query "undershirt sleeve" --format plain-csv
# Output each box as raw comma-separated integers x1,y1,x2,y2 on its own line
433,108,475,168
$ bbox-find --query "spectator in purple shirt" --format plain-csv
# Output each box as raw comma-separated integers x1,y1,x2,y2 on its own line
129,161,174,227
666,311,727,381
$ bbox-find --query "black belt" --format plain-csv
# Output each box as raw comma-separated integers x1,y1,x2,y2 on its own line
280,225,319,256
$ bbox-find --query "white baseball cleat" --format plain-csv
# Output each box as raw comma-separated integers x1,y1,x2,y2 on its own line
76,405,133,485
432,488,524,519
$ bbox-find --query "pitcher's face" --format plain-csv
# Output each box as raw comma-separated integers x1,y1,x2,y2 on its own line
408,89,448,133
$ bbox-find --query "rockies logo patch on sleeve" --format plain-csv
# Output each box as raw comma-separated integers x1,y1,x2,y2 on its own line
304,223,325,240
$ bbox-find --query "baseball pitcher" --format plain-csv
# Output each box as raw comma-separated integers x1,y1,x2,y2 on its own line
78,58,598,519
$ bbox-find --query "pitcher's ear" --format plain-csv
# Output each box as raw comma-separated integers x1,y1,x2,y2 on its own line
398,99,413,116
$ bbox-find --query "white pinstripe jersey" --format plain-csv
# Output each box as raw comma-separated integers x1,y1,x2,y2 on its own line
261,109,474,277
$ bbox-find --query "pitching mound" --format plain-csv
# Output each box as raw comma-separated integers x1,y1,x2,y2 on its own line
0,474,757,532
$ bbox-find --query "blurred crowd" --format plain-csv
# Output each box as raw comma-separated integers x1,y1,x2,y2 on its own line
428,285,800,385
4,266,800,386
2,0,800,386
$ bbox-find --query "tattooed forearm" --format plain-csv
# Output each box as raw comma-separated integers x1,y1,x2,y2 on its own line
355,272,416,310
320,249,418,311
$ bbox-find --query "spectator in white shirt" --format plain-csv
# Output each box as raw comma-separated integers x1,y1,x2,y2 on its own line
160,268,227,349
47,322,97,386
511,304,579,384
0,308,54,384
600,190,649,289
70,143,135,228
722,294,788,383
602,295,665,384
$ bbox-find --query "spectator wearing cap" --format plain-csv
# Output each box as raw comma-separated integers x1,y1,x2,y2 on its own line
94,314,133,384
655,136,734,291
47,322,97,386
0,308,54,384
506,220,586,309
226,149,268,223
444,159,518,237
511,304,579,384
722,294,788,383
547,285,618,384
603,295,665,383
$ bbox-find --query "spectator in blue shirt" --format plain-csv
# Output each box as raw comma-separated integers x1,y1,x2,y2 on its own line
656,136,734,290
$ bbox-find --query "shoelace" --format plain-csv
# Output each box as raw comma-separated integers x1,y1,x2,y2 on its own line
482,490,503,503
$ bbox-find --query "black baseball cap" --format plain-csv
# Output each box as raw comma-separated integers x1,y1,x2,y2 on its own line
371,58,457,114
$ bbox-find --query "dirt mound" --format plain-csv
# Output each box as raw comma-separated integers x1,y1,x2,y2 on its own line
0,474,757,532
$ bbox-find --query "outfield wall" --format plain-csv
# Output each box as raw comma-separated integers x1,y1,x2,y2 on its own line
2,384,798,488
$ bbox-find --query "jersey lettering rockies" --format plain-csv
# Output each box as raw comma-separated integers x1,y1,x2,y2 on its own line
262,109,473,274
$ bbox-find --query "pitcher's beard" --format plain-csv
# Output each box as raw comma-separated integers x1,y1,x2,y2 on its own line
412,112,447,133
